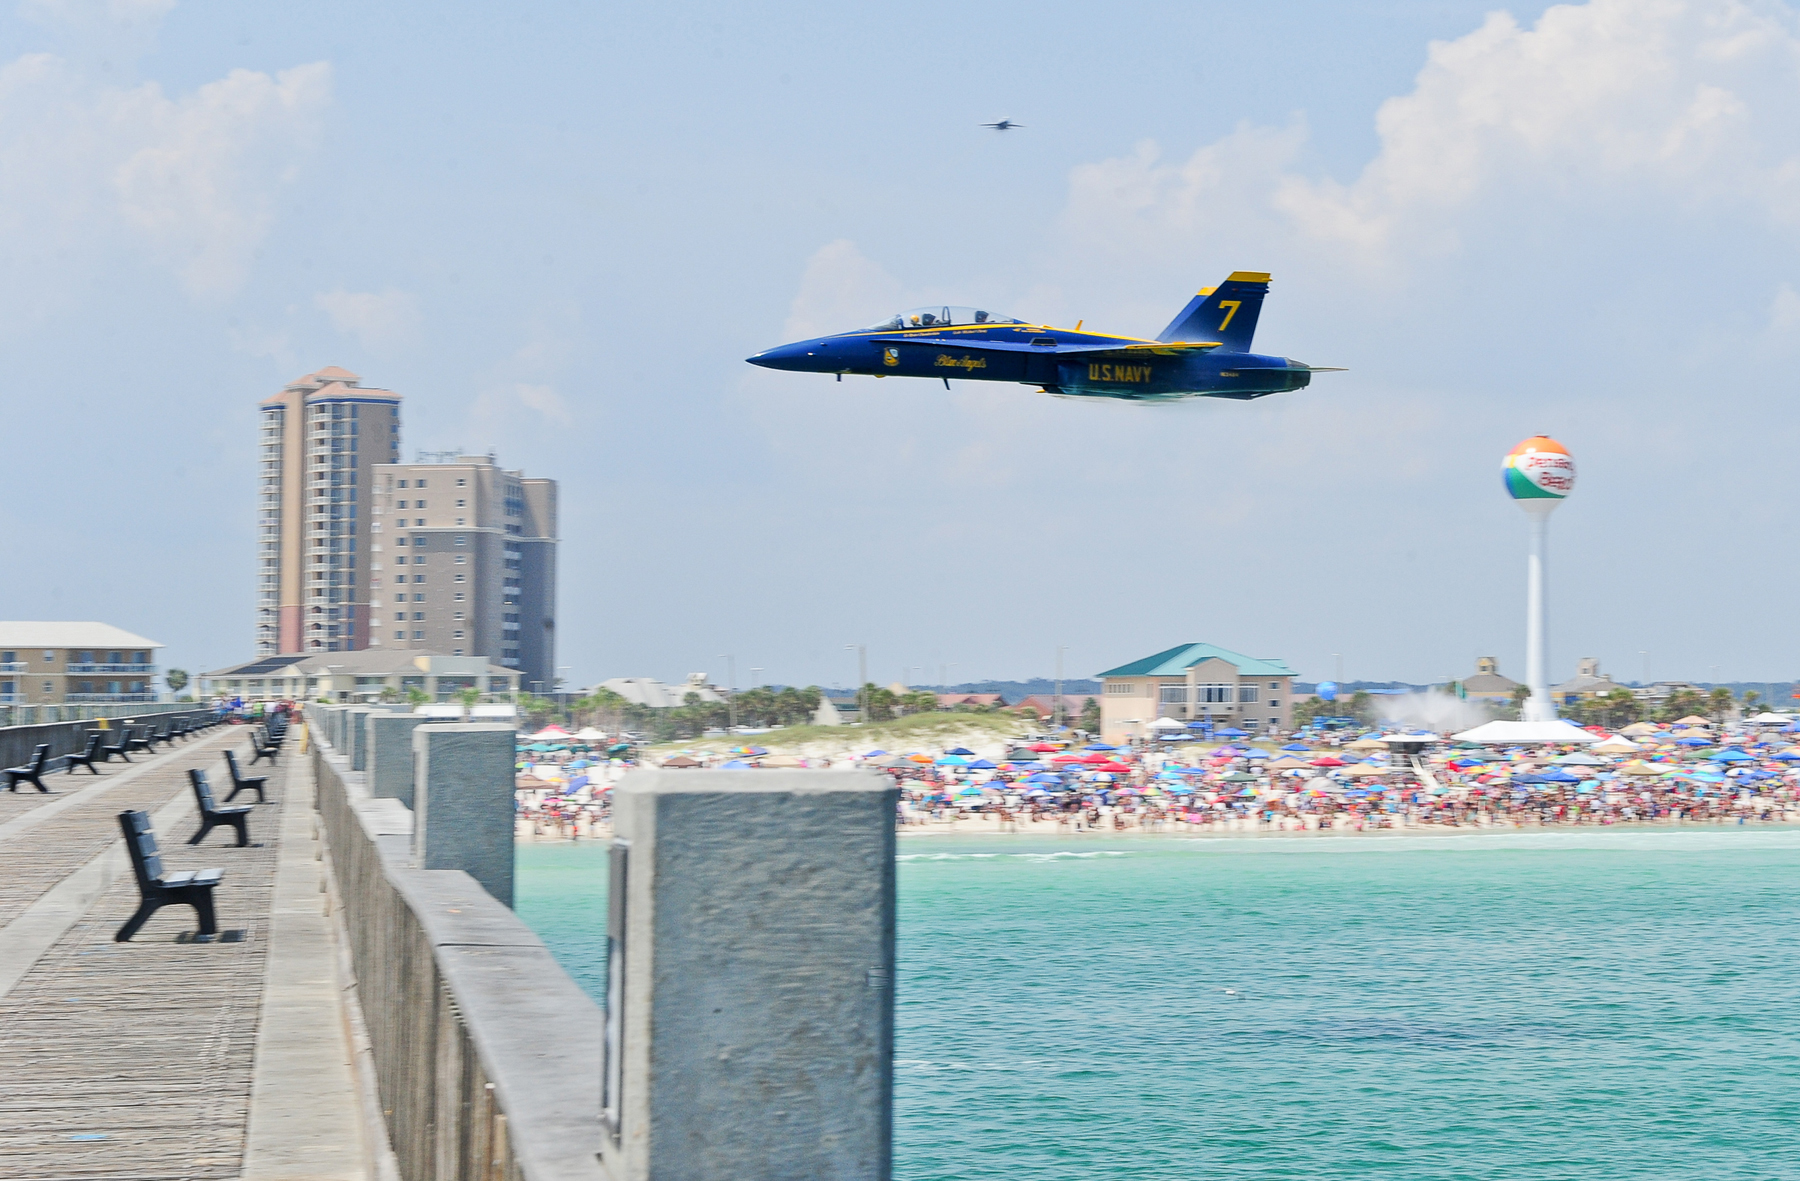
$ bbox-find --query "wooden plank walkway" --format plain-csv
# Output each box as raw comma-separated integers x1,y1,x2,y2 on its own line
0,731,236,930
0,737,294,1181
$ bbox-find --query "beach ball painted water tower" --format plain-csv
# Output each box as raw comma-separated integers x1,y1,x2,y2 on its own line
1504,436,1576,723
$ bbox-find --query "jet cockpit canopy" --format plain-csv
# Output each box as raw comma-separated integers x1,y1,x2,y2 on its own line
857,306,1023,332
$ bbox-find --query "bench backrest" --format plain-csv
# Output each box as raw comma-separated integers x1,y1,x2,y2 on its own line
102,728,127,750
27,743,48,771
225,748,245,781
81,733,103,757
189,768,218,813
117,809,163,889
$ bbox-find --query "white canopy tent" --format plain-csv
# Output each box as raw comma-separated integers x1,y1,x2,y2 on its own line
1452,719,1600,744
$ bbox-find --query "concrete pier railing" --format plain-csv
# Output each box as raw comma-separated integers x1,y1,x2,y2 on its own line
0,700,197,729
311,717,605,1181
0,707,216,772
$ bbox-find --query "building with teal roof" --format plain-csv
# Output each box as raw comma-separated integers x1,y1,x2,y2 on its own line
1096,643,1296,742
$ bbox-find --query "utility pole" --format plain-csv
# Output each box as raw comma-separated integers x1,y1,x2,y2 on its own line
750,667,763,690
718,654,736,733
1054,645,1066,729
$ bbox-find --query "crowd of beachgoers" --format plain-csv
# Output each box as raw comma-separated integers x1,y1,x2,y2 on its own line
510,713,1800,838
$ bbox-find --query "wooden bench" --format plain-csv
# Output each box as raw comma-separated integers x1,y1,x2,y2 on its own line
186,770,251,847
4,744,51,792
99,726,133,763
222,749,267,804
64,733,105,776
115,810,222,941
248,728,280,766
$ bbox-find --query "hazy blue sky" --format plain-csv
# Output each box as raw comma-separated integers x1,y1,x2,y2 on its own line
4,0,1797,692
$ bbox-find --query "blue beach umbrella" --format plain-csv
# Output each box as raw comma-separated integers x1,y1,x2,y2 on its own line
1084,743,1118,751
720,759,752,769
1713,749,1754,762
1677,736,1711,747
1282,743,1310,751
968,759,997,769
945,747,976,756
1216,727,1248,737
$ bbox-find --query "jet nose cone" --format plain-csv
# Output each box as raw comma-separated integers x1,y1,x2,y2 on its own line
747,341,814,371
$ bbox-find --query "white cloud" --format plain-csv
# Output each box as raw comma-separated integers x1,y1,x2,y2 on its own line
781,238,904,340
314,288,422,350
513,382,571,424
1064,0,1800,278
0,53,330,303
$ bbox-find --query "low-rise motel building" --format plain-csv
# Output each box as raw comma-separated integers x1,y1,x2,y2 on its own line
0,622,163,705
1097,643,1297,743
202,650,522,704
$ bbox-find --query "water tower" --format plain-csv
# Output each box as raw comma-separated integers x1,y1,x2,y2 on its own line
1503,436,1576,723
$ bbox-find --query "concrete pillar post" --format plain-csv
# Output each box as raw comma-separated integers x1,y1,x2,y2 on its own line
345,707,371,769
367,714,429,804
412,723,517,906
602,769,897,1181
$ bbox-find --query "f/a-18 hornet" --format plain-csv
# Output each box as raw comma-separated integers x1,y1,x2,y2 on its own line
747,271,1341,402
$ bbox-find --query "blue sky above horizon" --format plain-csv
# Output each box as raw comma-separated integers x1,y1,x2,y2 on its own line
2,0,1797,693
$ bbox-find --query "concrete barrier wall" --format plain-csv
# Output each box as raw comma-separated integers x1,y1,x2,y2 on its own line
311,725,605,1181
0,700,196,729
0,708,217,773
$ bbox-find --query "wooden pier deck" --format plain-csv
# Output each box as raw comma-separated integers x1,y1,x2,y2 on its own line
0,727,374,1181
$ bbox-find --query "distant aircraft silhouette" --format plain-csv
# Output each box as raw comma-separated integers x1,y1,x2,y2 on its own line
980,119,1023,130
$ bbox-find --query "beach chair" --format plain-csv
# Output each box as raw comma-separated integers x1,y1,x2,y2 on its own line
115,810,221,941
186,770,251,847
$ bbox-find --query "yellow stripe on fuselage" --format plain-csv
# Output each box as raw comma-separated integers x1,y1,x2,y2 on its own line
852,324,1219,349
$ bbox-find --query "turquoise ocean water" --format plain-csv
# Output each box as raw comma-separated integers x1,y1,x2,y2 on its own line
516,830,1800,1179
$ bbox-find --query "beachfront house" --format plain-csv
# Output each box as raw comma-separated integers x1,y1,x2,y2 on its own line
1460,657,1521,706
1096,643,1296,743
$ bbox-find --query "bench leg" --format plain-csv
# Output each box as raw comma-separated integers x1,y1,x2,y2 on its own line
26,773,46,793
188,818,212,846
230,815,250,847
115,899,159,942
192,890,218,937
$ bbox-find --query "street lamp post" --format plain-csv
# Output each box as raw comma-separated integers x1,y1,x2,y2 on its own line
1054,646,1067,729
719,654,736,733
845,645,866,723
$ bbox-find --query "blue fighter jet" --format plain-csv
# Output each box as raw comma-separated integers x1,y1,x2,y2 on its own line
746,271,1341,402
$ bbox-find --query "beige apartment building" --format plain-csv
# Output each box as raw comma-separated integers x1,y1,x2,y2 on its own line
257,367,402,656
0,623,163,704
368,454,559,693
202,650,521,704
1096,642,1296,743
